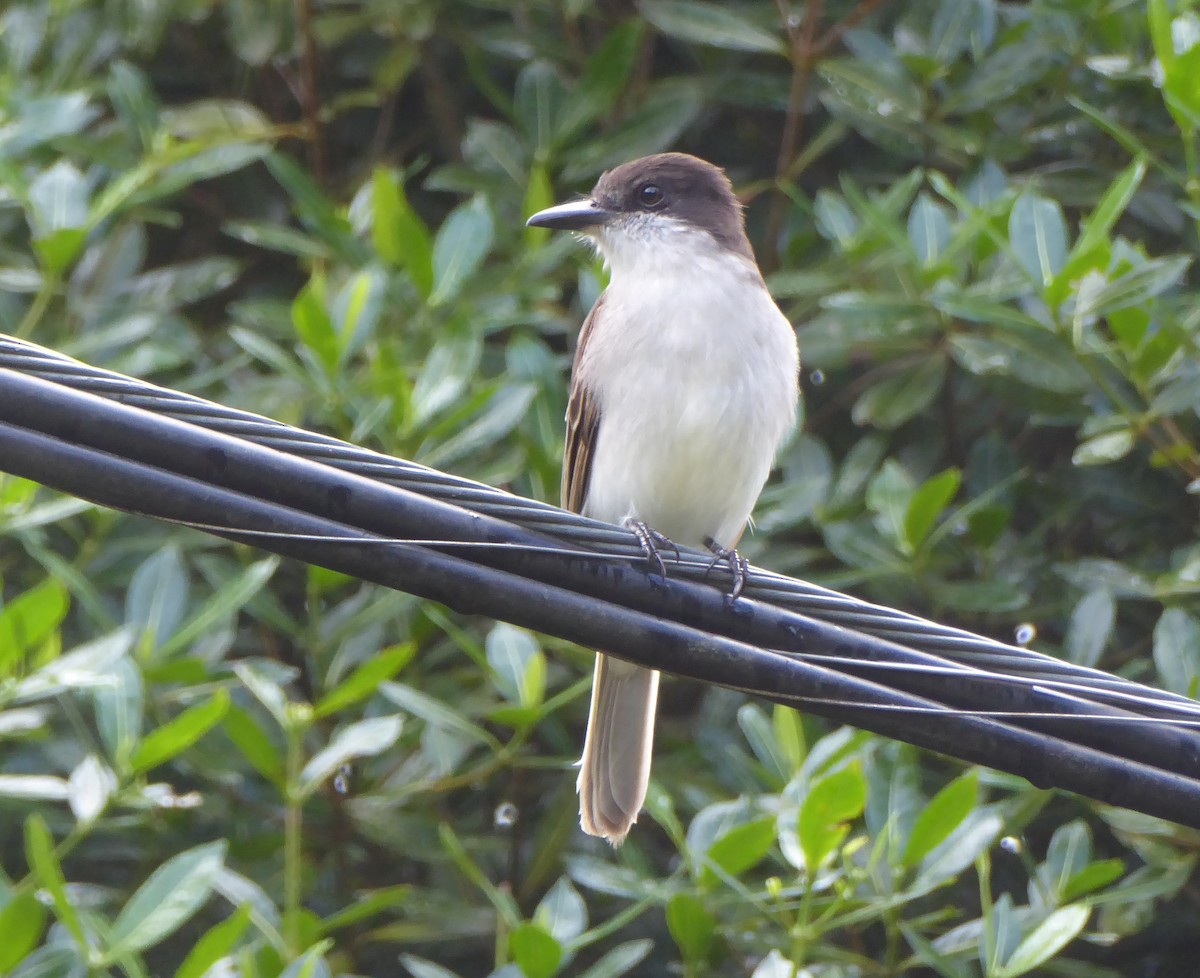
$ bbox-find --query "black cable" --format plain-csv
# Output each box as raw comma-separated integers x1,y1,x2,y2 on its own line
5,418,1200,828
0,333,1175,706
4,364,1200,783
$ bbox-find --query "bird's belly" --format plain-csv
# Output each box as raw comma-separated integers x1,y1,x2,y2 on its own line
582,386,774,549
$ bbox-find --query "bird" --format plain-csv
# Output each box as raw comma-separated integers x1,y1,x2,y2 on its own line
527,153,800,844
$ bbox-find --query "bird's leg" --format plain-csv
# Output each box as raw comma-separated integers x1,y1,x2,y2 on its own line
624,518,679,579
703,536,749,603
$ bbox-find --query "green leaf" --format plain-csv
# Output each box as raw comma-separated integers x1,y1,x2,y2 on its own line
903,467,961,551
575,940,653,978
411,333,484,427
1072,428,1135,467
0,579,68,675
702,816,776,883
901,771,977,867
28,160,89,235
108,840,227,957
278,943,333,978
514,61,568,154
666,892,714,963
929,0,995,64
950,328,1089,393
157,557,279,660
773,705,805,773
1062,858,1125,901
1153,608,1200,696
1048,156,1146,307
1065,590,1114,668
534,877,587,944
420,383,537,469
299,715,404,798
25,814,87,951
7,945,85,978
315,642,415,718
224,219,330,259
223,703,285,783
401,955,463,978
0,92,98,157
265,152,362,260
851,358,945,431
813,190,859,246
430,196,494,306
994,904,1090,978
372,168,433,296
67,754,115,825
798,763,867,871
174,903,252,978
637,0,786,54
130,689,230,773
317,885,412,935
523,162,555,248
234,660,292,728
556,20,645,143
865,460,914,548
125,546,190,652
0,892,47,971
916,809,1003,887
1075,257,1190,319
738,704,789,785
907,192,952,265
1008,190,1069,290
486,623,545,709
509,921,562,978
93,656,144,763
292,275,338,372
332,266,387,363
561,79,703,180
381,682,495,746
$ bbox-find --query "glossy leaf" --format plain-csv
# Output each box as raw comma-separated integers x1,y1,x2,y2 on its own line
666,892,714,962
508,921,562,978
638,0,785,54
430,196,494,306
798,763,867,872
299,715,404,797
1009,191,1069,289
901,771,977,867
108,840,227,956
130,689,230,773
995,905,1090,977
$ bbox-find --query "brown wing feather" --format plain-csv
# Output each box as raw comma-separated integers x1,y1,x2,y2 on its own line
561,292,605,514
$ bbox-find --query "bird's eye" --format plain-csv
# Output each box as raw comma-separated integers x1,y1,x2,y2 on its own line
637,183,665,209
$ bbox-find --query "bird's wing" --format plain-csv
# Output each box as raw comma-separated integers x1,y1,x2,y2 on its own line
561,293,605,514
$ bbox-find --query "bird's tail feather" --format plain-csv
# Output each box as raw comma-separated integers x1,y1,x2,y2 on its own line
576,653,659,845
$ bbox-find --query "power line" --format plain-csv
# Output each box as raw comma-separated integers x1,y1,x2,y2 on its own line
3,334,1200,826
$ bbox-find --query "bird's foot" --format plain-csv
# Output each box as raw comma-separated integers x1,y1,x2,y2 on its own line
624,518,679,578
703,536,749,603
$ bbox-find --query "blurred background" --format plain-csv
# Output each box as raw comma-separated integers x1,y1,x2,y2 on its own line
2,0,1200,975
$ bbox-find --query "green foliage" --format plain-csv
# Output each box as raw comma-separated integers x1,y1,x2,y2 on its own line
2,0,1200,975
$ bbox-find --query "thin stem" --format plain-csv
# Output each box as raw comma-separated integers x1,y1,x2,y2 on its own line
283,713,307,955
294,0,326,188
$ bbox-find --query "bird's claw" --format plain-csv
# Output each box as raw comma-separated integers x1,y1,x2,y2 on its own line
625,519,679,578
703,536,749,603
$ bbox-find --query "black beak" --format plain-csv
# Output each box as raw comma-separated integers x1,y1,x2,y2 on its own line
526,199,615,231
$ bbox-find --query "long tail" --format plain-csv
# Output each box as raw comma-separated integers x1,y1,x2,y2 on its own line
576,653,660,845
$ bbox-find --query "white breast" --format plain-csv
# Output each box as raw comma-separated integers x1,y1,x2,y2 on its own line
577,226,799,549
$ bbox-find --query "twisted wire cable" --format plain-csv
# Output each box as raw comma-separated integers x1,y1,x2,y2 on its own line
2,334,1189,717
7,332,1200,824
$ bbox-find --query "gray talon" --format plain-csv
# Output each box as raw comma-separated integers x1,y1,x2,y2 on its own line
626,519,679,578
703,536,749,602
